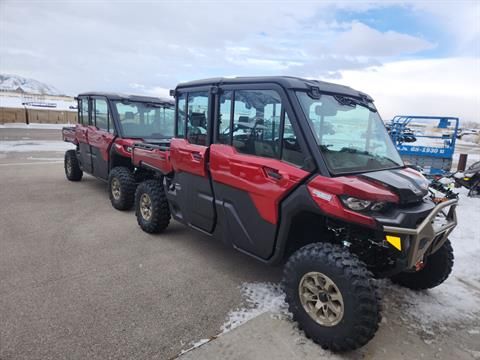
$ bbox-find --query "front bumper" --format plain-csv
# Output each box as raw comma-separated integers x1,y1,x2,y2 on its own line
383,199,458,269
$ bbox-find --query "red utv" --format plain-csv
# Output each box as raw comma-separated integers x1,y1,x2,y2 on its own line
130,77,457,351
62,92,174,210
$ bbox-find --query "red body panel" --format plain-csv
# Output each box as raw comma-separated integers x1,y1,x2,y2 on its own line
75,125,88,146
307,175,399,228
132,146,173,175
309,176,399,203
87,126,115,162
112,138,137,159
170,138,208,177
209,144,310,224
62,127,77,144
70,124,139,161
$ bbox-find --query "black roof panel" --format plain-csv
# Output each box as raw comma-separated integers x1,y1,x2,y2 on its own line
77,92,174,105
175,76,372,101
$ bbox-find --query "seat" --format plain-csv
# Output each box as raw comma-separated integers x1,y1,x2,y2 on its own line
188,112,207,145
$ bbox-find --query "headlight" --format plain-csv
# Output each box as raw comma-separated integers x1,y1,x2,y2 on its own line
341,196,387,212
342,197,372,211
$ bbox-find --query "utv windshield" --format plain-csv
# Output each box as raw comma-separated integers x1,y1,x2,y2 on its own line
297,92,403,175
114,101,175,139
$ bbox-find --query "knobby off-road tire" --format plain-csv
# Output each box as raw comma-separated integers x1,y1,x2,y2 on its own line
108,167,136,210
135,179,170,234
64,150,83,181
390,239,454,290
283,242,380,352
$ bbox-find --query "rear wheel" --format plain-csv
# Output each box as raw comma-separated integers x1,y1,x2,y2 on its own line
390,239,454,290
108,167,136,210
64,150,83,181
283,242,380,352
135,179,170,233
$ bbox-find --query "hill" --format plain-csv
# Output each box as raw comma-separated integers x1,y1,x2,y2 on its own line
0,74,63,95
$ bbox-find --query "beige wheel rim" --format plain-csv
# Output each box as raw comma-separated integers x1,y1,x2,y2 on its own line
298,271,344,327
140,193,152,221
111,178,121,200
66,157,72,175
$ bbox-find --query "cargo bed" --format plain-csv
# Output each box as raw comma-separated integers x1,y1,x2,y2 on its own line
132,141,172,175
62,126,77,144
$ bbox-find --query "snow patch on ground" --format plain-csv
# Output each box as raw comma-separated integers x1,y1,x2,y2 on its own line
221,283,289,333
0,140,74,152
0,123,71,130
222,190,480,333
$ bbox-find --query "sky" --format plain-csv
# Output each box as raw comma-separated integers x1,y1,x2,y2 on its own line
0,0,479,122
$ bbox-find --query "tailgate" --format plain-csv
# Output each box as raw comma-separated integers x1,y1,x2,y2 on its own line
132,143,172,175
62,126,77,144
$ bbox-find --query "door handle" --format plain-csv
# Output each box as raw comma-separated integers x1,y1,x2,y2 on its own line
263,166,283,181
191,152,203,161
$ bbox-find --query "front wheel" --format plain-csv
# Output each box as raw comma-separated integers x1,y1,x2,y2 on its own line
283,242,380,352
390,239,454,290
135,179,170,233
108,167,136,210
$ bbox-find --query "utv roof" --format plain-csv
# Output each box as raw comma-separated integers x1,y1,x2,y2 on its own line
77,92,174,105
175,76,373,101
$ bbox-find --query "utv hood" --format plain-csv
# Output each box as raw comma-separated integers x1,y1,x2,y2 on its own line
361,167,429,204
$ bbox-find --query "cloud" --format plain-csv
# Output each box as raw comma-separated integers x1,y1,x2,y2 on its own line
409,0,480,54
0,1,447,95
333,57,480,122
331,22,435,56
0,0,478,124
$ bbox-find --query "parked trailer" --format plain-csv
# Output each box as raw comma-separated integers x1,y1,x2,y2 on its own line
388,115,459,175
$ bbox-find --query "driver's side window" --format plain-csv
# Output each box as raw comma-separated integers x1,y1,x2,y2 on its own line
186,92,209,146
93,98,110,132
78,97,90,125
231,90,282,159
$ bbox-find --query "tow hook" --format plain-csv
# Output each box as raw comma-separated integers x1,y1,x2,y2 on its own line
415,261,425,271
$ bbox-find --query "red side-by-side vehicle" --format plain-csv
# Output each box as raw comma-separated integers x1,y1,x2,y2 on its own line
63,92,174,210
64,78,457,352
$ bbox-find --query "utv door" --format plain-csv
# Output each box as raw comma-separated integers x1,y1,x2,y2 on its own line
168,90,216,232
209,86,310,259
87,97,115,180
76,96,93,173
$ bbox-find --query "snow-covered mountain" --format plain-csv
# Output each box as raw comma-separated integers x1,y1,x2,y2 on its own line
0,74,63,95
